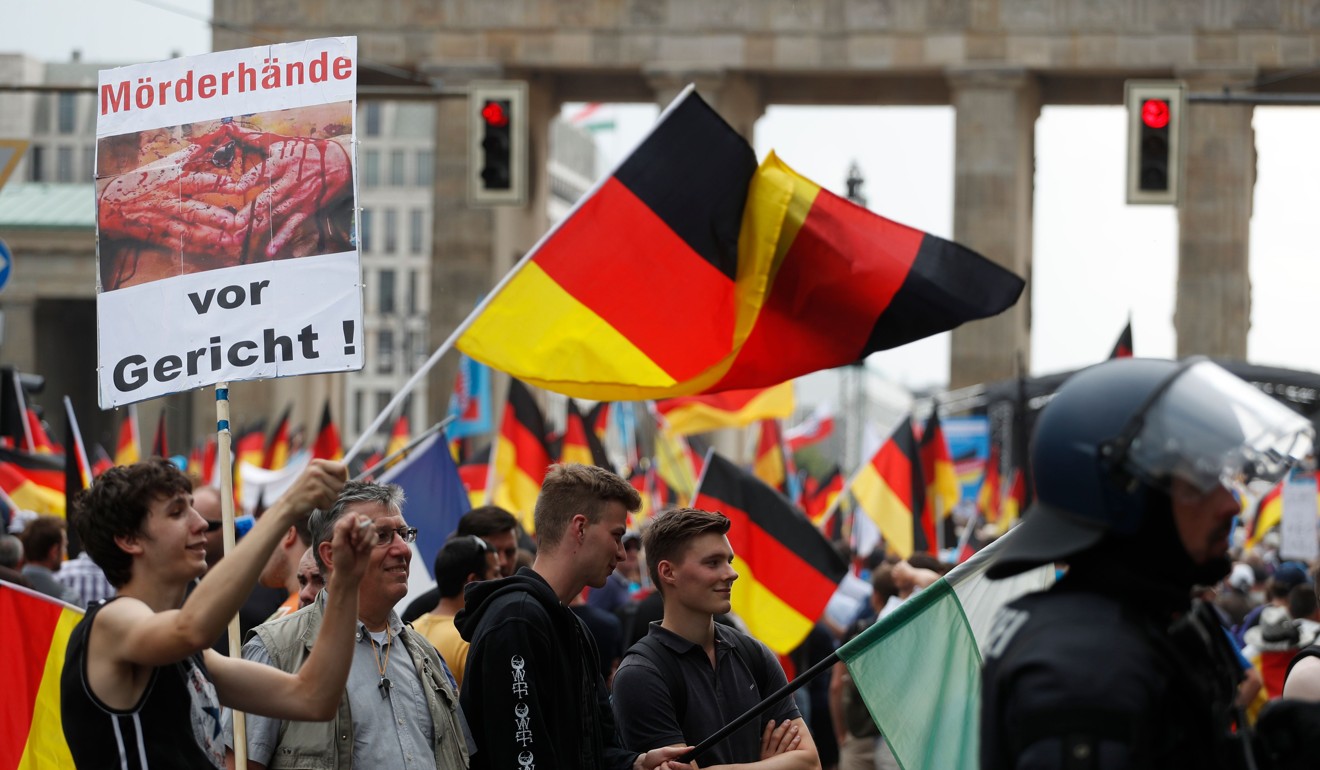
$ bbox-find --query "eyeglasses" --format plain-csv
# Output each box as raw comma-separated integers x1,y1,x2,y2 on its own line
373,526,419,547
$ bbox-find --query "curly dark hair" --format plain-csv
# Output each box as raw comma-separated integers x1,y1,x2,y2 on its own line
73,458,192,588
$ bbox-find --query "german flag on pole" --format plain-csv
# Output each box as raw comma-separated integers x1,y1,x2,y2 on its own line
560,400,612,470
654,382,795,436
24,410,57,455
312,401,344,462
459,444,492,509
114,405,139,466
456,88,1023,401
0,448,65,516
1,582,81,769
263,406,292,470
977,444,1003,526
151,411,168,458
850,417,928,559
693,452,846,654
491,380,552,533
918,410,960,544
1109,320,1134,359
805,466,844,526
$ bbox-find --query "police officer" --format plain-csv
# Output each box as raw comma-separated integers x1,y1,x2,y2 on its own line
979,358,1314,770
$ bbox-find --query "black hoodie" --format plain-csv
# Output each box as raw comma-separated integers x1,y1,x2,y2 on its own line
456,567,637,770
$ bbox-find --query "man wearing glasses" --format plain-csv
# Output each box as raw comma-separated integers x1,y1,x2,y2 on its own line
225,481,473,770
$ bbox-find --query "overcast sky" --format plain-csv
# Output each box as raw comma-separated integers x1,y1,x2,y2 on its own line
7,0,1320,397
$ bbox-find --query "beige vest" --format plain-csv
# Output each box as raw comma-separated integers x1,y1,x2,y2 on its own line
249,601,469,770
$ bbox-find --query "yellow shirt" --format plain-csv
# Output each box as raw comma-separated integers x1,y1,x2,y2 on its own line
412,613,469,689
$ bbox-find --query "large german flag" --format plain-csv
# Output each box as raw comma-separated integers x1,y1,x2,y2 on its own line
918,410,960,544
655,382,795,436
458,90,756,400
456,88,1023,401
850,417,928,559
491,380,552,532
693,453,846,654
560,400,612,470
0,447,64,516
0,583,81,769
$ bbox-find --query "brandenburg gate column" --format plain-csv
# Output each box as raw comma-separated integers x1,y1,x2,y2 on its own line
1174,68,1256,360
946,67,1039,388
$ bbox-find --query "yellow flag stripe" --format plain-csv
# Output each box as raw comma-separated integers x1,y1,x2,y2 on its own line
17,607,81,769
730,554,815,654
851,463,915,558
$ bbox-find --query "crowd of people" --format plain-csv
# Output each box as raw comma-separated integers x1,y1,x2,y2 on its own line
13,359,1320,768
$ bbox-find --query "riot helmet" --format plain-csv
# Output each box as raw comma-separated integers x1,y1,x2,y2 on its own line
988,357,1313,579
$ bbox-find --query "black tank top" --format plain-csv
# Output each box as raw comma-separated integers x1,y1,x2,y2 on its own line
60,598,224,769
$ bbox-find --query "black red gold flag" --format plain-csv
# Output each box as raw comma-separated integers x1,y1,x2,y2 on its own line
849,417,928,558
492,379,553,532
693,452,847,654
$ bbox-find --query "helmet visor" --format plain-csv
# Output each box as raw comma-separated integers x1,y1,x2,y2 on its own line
1124,361,1314,494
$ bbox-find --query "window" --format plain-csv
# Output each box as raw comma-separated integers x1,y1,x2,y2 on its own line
364,102,382,136
384,209,397,253
28,146,44,181
407,269,419,315
363,150,380,187
378,269,396,315
408,209,424,254
415,150,433,187
57,93,76,134
56,146,74,182
33,95,50,133
378,330,395,375
358,209,373,253
389,150,405,186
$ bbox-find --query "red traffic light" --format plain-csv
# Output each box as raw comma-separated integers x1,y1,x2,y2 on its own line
1141,99,1170,130
481,100,510,128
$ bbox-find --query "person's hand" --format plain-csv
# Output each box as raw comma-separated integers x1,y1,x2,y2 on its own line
327,513,376,586
892,561,916,593
634,746,694,770
277,459,347,521
759,719,801,759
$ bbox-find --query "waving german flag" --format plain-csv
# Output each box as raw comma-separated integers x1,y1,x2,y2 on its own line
0,448,64,516
491,380,552,532
559,400,612,471
654,382,794,436
693,452,846,654
0,582,80,769
457,88,1023,400
851,417,927,559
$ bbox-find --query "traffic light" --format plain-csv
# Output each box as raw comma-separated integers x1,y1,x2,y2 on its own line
469,81,528,206
1125,80,1185,205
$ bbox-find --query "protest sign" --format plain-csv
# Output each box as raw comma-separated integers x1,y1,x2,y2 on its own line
95,37,362,407
1280,472,1319,562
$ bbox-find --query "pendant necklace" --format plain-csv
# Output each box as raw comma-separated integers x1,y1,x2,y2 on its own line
371,627,392,698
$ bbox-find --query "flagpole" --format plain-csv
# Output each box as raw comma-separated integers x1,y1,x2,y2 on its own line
214,382,247,769
344,85,701,466
351,416,455,482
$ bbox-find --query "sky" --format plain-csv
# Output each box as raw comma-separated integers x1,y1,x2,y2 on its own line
7,0,1320,398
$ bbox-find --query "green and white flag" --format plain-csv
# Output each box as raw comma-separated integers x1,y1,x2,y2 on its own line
837,533,1055,770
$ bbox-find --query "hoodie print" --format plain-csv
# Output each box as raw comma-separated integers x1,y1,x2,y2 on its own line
512,653,536,767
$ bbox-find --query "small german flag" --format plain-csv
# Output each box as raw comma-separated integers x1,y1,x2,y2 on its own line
977,444,1002,525
752,419,787,494
655,382,795,436
233,421,267,507
560,400,612,470
113,405,139,467
385,414,410,463
918,410,960,544
263,406,292,470
25,409,58,455
0,447,65,516
805,466,844,526
459,444,492,509
312,401,343,462
491,380,552,532
1109,320,1134,359
151,411,168,458
850,417,928,559
693,452,846,654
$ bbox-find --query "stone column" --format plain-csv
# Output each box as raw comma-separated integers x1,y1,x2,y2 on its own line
947,67,1039,389
1174,68,1256,359
645,68,765,141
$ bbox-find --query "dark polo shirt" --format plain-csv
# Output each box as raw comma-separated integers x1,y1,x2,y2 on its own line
611,621,801,766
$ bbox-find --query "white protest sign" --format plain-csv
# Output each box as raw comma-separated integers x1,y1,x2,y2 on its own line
94,38,363,407
1279,473,1319,562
